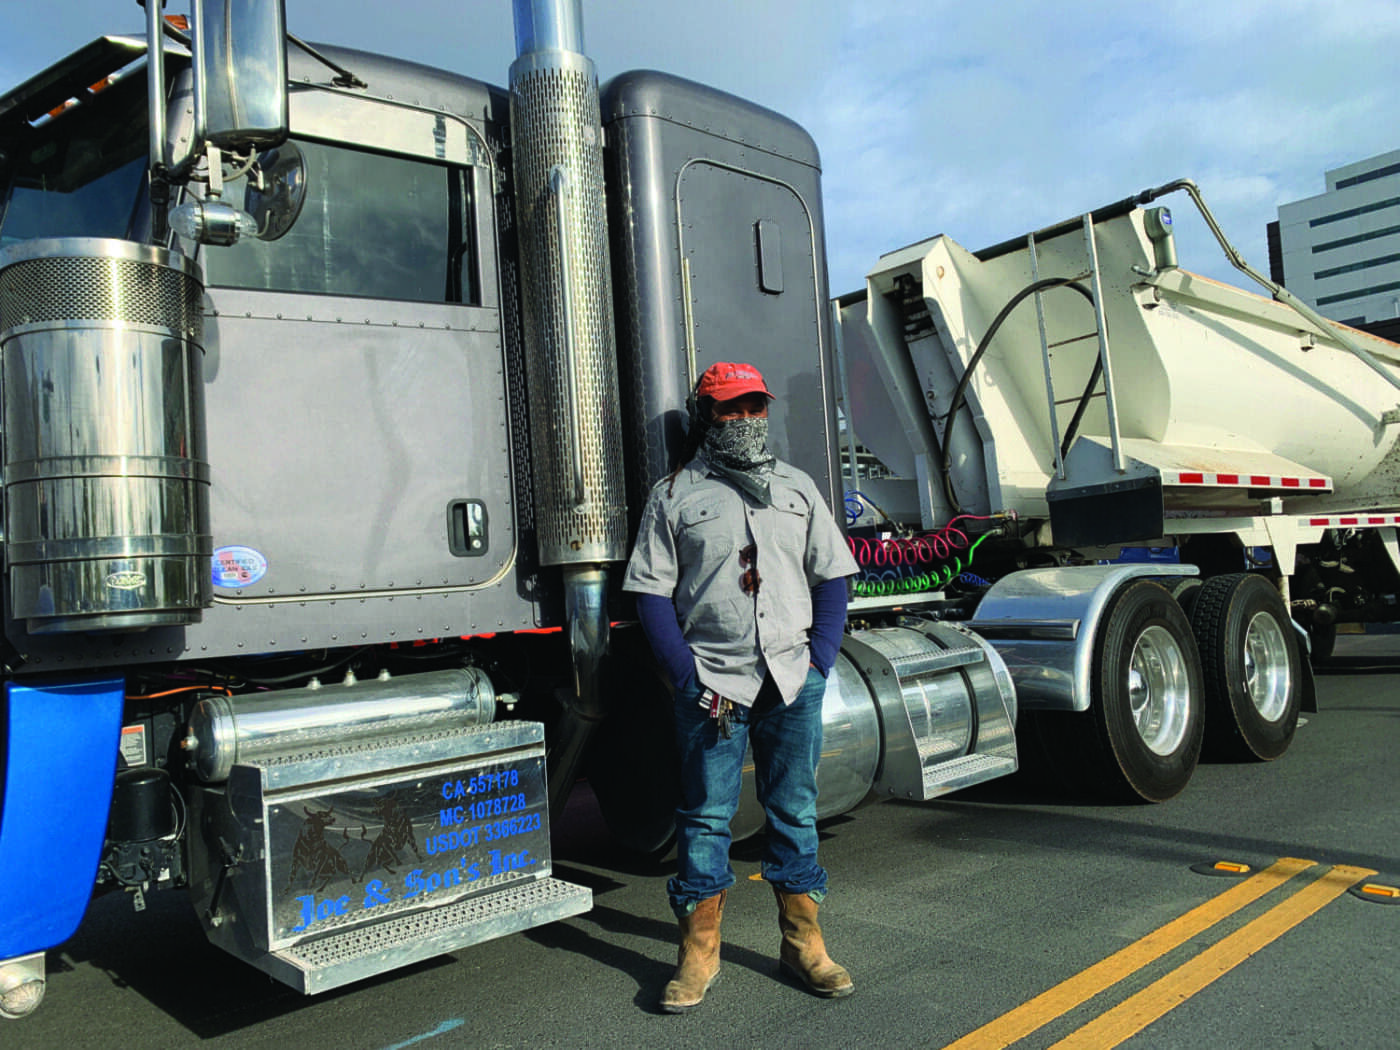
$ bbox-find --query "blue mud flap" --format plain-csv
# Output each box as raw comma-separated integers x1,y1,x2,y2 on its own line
0,678,124,958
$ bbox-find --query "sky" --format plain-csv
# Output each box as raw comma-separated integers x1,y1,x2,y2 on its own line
2,0,1398,295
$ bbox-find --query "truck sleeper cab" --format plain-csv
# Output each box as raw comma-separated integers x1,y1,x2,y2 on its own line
0,24,1020,1015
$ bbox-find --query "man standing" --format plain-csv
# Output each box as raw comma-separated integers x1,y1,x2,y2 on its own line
623,361,859,1012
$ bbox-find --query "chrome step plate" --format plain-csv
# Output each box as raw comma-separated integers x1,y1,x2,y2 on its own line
922,752,1017,799
256,876,592,994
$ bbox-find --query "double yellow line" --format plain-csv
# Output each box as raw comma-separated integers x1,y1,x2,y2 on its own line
944,857,1376,1050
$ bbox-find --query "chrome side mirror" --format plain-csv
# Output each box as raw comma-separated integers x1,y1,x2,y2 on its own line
192,0,289,151
244,143,307,241
170,143,306,246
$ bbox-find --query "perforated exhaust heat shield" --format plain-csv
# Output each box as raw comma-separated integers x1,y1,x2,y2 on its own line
509,1,627,566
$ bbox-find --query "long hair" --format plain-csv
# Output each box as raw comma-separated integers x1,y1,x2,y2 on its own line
664,393,713,496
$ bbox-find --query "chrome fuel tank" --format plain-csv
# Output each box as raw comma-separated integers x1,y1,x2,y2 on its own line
728,622,1018,838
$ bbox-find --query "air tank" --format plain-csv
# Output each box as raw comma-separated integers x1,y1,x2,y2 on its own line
183,667,500,783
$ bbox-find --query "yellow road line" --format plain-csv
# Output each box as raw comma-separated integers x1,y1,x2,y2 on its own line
1049,863,1377,1050
942,857,1316,1050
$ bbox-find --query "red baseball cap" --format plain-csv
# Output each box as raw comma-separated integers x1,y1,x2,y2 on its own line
696,361,774,402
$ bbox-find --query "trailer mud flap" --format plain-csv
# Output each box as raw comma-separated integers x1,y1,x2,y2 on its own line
0,678,124,959
1048,474,1164,548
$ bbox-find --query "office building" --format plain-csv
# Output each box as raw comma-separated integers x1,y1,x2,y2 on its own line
1269,149,1400,325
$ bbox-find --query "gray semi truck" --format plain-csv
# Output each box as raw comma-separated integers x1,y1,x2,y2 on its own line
4,0,1391,1019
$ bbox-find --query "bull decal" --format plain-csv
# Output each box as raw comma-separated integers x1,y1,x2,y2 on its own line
360,793,422,878
284,807,355,892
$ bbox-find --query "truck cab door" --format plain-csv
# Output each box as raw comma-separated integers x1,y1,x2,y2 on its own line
193,91,523,631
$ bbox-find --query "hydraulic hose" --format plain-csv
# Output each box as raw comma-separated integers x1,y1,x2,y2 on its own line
940,277,1097,514
1139,178,1400,397
1060,354,1103,462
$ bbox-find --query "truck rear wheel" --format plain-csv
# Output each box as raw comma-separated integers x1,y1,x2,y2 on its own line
1081,580,1205,801
1190,573,1301,761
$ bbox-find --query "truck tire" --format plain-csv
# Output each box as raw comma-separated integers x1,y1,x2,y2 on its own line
1083,579,1205,801
1170,577,1203,618
585,634,680,855
1190,573,1301,761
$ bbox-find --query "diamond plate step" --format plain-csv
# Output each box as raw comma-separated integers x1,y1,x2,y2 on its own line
922,752,1017,799
886,644,986,677
256,877,592,994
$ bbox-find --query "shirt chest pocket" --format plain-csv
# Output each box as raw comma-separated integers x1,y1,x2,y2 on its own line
676,504,736,568
771,500,809,553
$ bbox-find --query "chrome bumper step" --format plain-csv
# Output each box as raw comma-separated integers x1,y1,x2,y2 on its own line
256,877,593,994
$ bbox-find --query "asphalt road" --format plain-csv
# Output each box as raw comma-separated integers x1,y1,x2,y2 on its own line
15,633,1400,1049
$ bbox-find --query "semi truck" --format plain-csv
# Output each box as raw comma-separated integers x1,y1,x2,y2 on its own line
2,0,1397,1019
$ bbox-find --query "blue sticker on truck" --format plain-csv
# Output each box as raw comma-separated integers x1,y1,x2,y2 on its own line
212,545,269,588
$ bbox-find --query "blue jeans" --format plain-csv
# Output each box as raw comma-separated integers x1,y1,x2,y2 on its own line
668,667,828,917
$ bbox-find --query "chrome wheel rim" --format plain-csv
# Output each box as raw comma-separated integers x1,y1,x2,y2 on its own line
1127,625,1191,756
1243,611,1292,723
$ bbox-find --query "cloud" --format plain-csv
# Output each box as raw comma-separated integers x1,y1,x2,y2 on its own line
2,0,1396,298
799,0,1400,290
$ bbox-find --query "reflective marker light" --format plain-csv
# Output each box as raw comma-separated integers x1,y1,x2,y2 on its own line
1191,859,1254,877
1213,861,1251,874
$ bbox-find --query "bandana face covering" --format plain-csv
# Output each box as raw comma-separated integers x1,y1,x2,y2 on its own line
704,417,774,470
701,417,775,505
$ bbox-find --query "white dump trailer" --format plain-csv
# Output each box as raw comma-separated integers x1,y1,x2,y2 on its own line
839,189,1400,530
834,181,1400,798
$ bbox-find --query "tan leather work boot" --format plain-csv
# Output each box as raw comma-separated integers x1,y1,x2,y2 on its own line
660,890,726,1013
774,888,854,998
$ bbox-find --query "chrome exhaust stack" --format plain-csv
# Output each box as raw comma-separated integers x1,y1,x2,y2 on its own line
508,0,627,567
509,1,627,812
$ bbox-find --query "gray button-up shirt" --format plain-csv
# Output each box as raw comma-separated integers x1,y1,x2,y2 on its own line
623,457,858,706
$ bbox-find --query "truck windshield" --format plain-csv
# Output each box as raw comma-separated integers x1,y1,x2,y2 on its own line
0,73,149,247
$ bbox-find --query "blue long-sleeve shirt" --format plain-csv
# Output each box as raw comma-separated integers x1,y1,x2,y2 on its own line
635,576,847,693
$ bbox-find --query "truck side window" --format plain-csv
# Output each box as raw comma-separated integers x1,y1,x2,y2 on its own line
203,137,478,305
